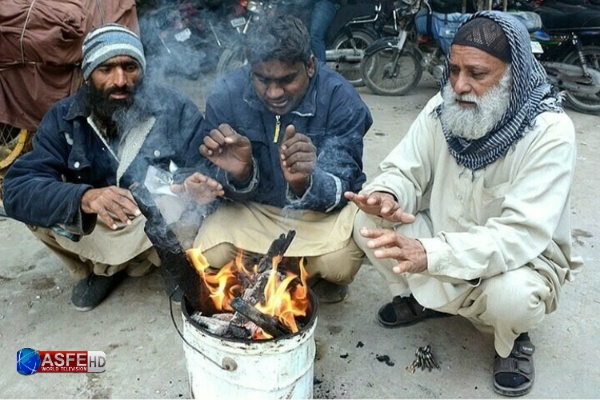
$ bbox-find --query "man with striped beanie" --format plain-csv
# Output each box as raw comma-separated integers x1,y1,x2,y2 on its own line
3,24,222,311
347,11,582,397
81,23,147,81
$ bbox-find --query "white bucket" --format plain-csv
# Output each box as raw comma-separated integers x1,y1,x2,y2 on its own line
181,299,317,399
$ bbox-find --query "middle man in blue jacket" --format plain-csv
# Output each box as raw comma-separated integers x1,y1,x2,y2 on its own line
177,15,373,303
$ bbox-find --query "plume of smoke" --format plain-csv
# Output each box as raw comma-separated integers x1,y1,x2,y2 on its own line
136,0,235,84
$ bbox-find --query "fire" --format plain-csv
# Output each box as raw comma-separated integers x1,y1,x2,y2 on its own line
187,248,310,339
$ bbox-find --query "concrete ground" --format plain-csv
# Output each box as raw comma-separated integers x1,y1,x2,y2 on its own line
1,75,599,399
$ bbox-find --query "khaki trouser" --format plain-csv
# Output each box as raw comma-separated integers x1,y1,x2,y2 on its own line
30,215,160,280
193,202,365,285
354,211,557,357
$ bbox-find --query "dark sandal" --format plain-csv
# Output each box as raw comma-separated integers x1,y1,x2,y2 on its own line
377,295,449,328
493,334,535,397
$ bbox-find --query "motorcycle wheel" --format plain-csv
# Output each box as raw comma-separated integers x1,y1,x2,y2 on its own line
216,46,247,77
561,45,600,114
329,28,378,87
360,44,423,96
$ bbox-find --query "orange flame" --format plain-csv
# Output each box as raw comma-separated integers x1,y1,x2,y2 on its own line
187,248,310,338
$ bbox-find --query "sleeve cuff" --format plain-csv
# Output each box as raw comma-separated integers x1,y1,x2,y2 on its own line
225,158,258,193
419,237,483,286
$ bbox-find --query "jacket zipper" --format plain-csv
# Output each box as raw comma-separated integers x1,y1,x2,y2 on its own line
273,115,281,143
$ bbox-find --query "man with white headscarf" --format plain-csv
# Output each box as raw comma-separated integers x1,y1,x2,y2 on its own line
345,11,583,397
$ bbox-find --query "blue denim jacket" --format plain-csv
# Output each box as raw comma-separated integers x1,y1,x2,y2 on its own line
3,83,203,231
193,63,372,212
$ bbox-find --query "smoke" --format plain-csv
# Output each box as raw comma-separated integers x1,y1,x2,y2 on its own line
121,1,319,252
136,0,237,84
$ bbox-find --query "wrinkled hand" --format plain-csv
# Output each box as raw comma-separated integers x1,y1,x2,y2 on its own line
344,191,415,224
80,186,140,230
359,226,427,274
200,123,253,182
171,172,224,205
280,125,316,195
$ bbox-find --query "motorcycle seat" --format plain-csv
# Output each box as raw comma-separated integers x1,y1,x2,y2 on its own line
536,6,600,31
509,11,543,32
326,4,378,42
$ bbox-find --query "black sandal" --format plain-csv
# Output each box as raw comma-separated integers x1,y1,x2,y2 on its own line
493,333,535,397
377,295,449,328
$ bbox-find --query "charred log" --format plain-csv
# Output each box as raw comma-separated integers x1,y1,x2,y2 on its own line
230,297,291,338
129,182,202,308
259,230,296,273
230,230,296,326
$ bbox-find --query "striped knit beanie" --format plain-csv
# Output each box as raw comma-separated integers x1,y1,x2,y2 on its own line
81,24,146,80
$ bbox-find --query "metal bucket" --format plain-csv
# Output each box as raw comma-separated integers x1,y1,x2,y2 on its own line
180,296,318,399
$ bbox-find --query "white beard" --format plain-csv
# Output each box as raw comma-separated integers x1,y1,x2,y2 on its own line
440,67,513,141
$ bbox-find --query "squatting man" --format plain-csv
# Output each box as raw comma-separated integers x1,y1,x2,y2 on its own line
176,15,372,304
2,24,222,311
346,11,582,397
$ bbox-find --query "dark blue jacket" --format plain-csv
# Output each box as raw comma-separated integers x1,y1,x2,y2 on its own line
193,63,372,212
3,83,203,231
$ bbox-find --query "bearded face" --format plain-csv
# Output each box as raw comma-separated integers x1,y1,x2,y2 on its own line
85,56,143,132
441,66,513,141
86,79,139,126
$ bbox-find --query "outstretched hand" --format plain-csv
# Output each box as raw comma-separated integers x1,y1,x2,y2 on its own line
359,226,427,274
200,123,253,182
280,125,317,195
80,186,140,230
171,172,224,205
344,191,415,224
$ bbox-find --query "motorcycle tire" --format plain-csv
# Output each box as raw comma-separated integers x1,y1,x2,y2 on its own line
216,46,247,77
561,45,600,114
360,44,423,96
329,28,379,87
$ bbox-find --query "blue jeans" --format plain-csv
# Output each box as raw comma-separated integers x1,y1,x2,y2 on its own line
310,0,341,62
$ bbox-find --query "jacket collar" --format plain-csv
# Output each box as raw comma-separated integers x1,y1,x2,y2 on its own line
242,62,320,117
64,85,93,121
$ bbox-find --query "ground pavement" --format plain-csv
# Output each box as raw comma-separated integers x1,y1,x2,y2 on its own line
0,76,599,398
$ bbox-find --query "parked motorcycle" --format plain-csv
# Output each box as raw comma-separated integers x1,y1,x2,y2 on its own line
215,0,280,76
216,0,388,86
511,1,600,114
362,0,600,114
138,0,233,79
360,0,451,95
323,1,390,85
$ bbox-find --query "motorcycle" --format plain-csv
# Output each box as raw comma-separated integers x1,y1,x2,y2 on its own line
323,1,390,85
511,1,600,114
360,0,452,95
138,0,233,79
215,0,281,76
216,0,388,86
361,0,600,114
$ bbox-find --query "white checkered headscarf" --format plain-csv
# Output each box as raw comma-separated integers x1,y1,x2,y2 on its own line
436,11,562,171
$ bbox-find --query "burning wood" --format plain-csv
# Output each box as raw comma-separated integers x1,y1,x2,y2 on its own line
190,312,249,338
187,230,312,341
230,297,291,338
230,231,295,326
129,182,312,341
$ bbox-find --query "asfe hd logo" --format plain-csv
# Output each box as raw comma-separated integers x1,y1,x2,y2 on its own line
17,348,106,375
